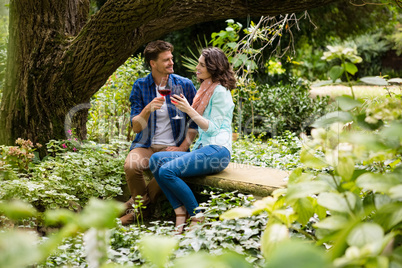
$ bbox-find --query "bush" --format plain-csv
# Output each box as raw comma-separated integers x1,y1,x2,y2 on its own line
87,56,149,143
234,79,330,137
0,139,129,211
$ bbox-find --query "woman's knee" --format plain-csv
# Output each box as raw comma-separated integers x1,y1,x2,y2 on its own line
159,165,177,181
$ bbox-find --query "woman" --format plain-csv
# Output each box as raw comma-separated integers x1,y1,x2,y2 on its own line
149,47,236,233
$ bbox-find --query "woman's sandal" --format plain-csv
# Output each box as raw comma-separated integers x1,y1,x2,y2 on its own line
188,215,205,231
174,212,190,235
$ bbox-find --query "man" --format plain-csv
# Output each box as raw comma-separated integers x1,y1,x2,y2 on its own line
120,40,198,225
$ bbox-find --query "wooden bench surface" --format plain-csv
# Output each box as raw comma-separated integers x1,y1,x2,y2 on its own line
182,162,288,197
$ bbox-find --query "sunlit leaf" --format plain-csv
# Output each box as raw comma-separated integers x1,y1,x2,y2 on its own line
356,173,401,193
360,76,388,86
389,185,402,199
344,62,358,75
78,198,124,229
220,207,253,220
139,235,178,268
287,181,331,201
0,230,41,268
314,215,349,230
317,192,356,213
347,223,384,249
312,111,353,128
328,65,344,82
336,156,355,181
0,200,37,220
293,197,315,225
335,95,363,111
265,240,331,268
261,223,289,260
300,149,328,169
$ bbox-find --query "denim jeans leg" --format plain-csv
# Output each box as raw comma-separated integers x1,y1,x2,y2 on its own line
157,145,231,215
149,151,188,209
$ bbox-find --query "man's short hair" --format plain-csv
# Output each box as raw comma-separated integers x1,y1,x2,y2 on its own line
144,40,174,67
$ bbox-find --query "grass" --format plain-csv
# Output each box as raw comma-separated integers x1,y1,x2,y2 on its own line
310,84,401,100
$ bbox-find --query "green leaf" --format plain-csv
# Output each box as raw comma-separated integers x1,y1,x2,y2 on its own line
328,65,344,82
314,215,349,230
312,111,353,128
0,230,41,268
261,223,289,260
356,113,384,130
336,156,355,181
79,198,125,229
335,95,363,111
360,76,388,86
265,240,331,268
300,149,328,169
356,173,401,193
344,62,358,75
389,185,402,199
347,223,384,248
286,181,331,201
293,197,315,225
0,200,37,220
139,235,178,268
346,132,387,152
373,203,402,231
220,207,253,220
317,192,356,213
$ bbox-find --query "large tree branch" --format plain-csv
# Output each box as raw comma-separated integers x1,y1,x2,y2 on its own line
65,0,340,102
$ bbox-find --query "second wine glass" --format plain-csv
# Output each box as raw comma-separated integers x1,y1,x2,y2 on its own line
172,85,183,119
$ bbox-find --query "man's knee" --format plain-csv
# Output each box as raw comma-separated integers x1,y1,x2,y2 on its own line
124,154,149,173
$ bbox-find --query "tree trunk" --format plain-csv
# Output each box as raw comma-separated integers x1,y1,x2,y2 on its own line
0,0,339,149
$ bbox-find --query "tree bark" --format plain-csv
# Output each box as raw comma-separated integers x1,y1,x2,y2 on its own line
0,0,340,148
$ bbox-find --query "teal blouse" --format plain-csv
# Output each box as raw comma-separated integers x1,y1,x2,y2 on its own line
193,85,235,154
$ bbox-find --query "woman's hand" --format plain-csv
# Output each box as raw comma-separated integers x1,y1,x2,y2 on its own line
171,94,210,131
170,94,191,114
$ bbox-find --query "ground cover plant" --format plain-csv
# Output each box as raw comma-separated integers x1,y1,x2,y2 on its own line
0,132,301,267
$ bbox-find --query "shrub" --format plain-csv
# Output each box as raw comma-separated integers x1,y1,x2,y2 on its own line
87,56,149,143
234,79,330,137
0,139,129,211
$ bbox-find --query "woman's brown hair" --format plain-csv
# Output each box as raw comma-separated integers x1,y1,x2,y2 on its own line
201,47,236,90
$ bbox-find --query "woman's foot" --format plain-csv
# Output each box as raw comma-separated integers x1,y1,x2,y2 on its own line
174,206,189,235
188,214,205,231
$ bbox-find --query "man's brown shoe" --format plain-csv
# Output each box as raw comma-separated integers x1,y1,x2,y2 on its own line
120,209,136,226
119,197,135,217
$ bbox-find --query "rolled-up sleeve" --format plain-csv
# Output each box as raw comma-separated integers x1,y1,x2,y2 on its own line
204,90,234,136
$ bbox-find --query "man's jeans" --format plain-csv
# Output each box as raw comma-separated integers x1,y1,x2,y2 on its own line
149,145,231,216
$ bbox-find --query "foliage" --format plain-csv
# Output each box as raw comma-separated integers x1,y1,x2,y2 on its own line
0,198,124,268
234,80,331,137
389,22,402,56
222,93,402,267
0,14,8,94
232,131,302,170
0,138,41,175
0,139,129,212
87,56,149,143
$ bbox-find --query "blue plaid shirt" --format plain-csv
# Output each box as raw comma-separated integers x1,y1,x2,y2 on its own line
129,73,197,151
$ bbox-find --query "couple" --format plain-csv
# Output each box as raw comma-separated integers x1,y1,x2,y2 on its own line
121,40,236,233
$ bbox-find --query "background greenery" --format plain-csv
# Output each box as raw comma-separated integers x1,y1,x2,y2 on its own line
1,1,402,267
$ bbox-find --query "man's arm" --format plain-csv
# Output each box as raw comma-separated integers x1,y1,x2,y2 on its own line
131,97,165,133
166,128,198,151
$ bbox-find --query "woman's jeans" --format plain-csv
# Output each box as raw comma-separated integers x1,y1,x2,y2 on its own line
149,145,231,216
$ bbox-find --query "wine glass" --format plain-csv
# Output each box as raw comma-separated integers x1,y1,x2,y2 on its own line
157,77,172,113
172,85,183,119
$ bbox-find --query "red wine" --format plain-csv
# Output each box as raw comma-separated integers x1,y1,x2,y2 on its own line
158,89,171,96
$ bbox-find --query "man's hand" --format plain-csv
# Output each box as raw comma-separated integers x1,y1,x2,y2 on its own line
148,97,165,112
165,145,188,152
